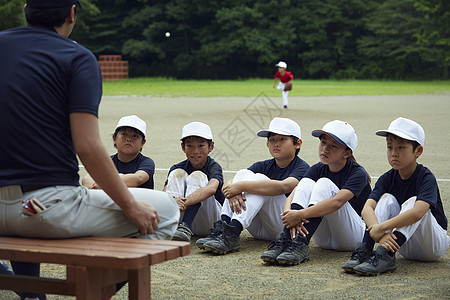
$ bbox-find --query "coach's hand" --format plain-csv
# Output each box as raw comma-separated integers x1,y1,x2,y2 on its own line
124,200,160,236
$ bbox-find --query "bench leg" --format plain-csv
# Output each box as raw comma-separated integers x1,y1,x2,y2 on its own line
128,267,150,300
75,266,103,300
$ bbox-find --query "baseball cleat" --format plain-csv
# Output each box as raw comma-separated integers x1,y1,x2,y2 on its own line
196,220,225,250
202,222,240,254
341,242,373,273
172,223,193,242
261,232,289,264
353,246,397,276
276,235,310,265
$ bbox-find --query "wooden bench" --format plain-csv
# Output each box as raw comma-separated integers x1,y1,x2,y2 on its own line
0,236,190,299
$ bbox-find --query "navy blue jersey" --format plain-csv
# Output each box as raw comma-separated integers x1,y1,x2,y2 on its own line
304,160,371,215
248,156,310,197
111,153,155,189
0,25,102,187
166,157,225,204
370,164,447,230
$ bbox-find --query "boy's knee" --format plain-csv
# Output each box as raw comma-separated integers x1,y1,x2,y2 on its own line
233,169,255,182
169,168,188,179
186,170,208,185
400,196,417,212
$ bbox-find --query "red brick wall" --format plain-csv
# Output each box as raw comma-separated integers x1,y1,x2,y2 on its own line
98,55,128,81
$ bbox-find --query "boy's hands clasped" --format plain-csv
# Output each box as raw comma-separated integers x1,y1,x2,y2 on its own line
367,223,399,252
222,181,247,214
281,210,309,238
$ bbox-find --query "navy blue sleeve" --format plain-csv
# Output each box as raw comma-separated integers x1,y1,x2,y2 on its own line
68,44,102,116
369,172,391,201
303,163,321,181
342,165,370,198
248,161,264,173
288,159,310,181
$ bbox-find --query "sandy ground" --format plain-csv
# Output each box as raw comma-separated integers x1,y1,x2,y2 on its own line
1,94,450,299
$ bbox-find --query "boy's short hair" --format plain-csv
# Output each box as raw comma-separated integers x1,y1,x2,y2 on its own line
25,0,80,27
375,117,425,146
181,136,213,147
113,126,144,140
385,133,421,151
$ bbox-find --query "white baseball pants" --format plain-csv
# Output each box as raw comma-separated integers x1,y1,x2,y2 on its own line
221,169,286,241
0,185,179,240
165,169,222,236
375,193,449,261
276,82,289,107
291,177,366,251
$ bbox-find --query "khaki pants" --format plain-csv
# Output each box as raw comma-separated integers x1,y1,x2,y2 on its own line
0,185,179,240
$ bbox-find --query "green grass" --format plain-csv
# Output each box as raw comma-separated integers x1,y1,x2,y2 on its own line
102,77,450,97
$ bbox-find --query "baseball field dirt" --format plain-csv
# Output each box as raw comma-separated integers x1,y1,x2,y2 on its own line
1,94,449,299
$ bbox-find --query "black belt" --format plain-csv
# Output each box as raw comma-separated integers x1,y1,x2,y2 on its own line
20,185,51,193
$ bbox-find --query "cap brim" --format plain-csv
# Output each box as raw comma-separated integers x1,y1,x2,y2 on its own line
312,130,347,147
257,129,298,138
375,129,415,142
116,125,145,138
180,133,212,140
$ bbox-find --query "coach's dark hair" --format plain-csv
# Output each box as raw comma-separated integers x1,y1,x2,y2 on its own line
267,132,300,156
25,3,79,27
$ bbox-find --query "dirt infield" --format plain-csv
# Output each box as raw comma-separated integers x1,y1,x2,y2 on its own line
1,94,449,299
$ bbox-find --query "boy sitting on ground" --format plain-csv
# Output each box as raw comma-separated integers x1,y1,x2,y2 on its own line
164,121,224,242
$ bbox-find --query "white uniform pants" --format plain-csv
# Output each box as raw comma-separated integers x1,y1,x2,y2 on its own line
375,193,449,261
277,82,289,107
221,169,286,241
165,169,222,236
291,178,366,251
0,185,179,240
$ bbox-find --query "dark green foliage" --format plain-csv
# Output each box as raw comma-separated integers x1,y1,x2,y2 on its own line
1,0,447,79
0,0,26,30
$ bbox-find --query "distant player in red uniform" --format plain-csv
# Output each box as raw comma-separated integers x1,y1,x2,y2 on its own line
273,61,294,109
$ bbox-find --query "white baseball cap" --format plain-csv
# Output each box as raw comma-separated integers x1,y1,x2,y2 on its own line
275,61,287,69
180,121,213,140
375,117,425,146
115,115,147,138
312,120,358,153
257,117,301,139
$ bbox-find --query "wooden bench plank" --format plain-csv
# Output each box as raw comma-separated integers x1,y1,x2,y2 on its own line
0,236,189,267
0,236,190,299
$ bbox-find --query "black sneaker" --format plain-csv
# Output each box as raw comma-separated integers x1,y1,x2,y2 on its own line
341,242,373,273
172,223,193,242
353,246,397,276
202,222,240,254
196,220,225,250
261,232,289,264
276,235,310,265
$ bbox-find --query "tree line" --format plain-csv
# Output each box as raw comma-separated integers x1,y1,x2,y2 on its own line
1,0,448,79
